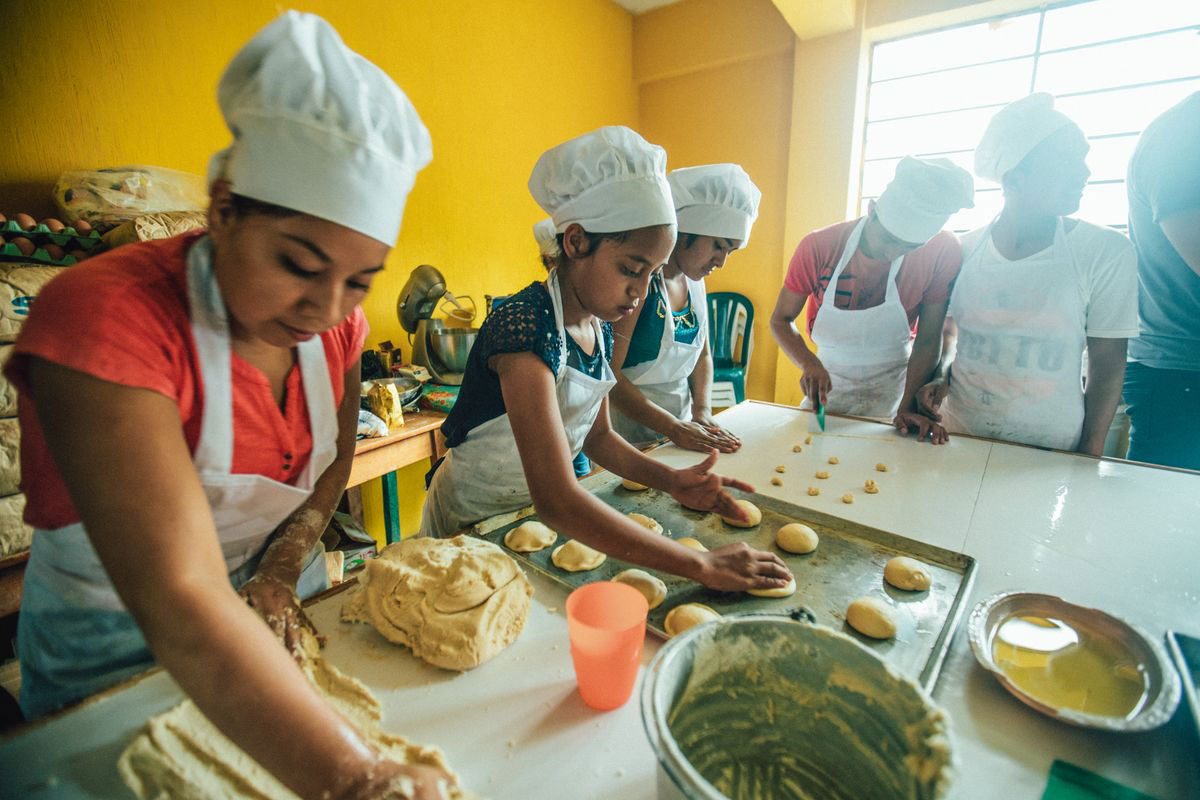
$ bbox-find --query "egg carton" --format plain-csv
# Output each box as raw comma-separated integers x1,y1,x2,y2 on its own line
0,220,101,266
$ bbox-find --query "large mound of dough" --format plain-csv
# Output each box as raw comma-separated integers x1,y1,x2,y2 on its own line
612,568,667,610
627,512,663,534
504,520,556,552
119,630,467,800
551,540,606,572
0,493,31,558
341,535,532,671
720,499,761,528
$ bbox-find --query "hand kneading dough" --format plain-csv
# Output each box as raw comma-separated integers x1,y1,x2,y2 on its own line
747,576,797,598
627,512,663,534
676,537,708,552
119,629,468,800
664,603,720,636
847,596,897,639
884,556,932,591
551,540,606,571
612,569,667,610
721,499,761,528
341,535,532,671
621,478,649,491
504,520,557,552
775,522,818,554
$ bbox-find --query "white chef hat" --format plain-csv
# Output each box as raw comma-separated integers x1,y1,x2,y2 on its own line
875,156,974,244
533,217,559,259
207,12,432,245
975,93,1075,183
528,126,676,234
668,164,761,245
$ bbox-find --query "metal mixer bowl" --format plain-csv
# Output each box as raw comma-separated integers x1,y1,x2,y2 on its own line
429,328,478,372
642,614,954,800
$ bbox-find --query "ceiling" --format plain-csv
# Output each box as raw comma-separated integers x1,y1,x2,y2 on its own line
611,0,680,13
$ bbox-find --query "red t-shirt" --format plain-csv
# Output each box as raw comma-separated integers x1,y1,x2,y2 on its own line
783,218,962,335
5,231,369,530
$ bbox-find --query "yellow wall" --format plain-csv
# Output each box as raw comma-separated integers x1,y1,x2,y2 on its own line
1,0,637,543
634,0,795,405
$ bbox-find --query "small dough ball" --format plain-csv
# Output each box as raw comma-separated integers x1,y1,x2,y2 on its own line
551,540,606,572
864,479,879,494
747,576,796,598
612,569,667,610
775,465,786,473
721,499,761,528
504,520,557,552
842,493,855,504
815,471,830,479
792,444,803,453
884,556,932,591
621,478,649,491
776,523,818,554
676,537,708,552
804,434,813,444
828,456,839,465
847,596,897,639
627,512,663,534
664,603,720,636
807,487,820,496
875,463,889,472
770,477,783,487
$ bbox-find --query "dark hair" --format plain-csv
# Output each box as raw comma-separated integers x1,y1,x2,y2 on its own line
681,233,698,249
548,229,629,272
230,193,301,218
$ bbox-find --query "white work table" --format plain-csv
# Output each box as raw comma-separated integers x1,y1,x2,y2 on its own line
2,401,1198,799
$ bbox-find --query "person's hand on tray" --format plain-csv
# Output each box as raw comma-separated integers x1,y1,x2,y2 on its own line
690,410,743,453
698,542,793,592
238,573,324,661
893,409,950,444
667,419,738,453
667,450,751,517
914,379,948,421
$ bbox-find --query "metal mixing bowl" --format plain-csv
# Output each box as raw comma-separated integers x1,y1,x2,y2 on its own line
429,328,478,372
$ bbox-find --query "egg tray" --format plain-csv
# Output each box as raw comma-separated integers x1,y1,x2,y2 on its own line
471,470,978,692
0,220,101,266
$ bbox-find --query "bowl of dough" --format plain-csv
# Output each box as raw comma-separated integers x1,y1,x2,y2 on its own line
641,613,953,800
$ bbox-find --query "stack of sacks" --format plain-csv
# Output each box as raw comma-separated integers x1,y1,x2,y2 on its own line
0,264,61,558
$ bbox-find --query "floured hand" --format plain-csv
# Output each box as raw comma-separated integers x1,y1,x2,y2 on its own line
238,573,324,660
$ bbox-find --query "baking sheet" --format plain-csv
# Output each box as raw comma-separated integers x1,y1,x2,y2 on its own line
474,470,976,692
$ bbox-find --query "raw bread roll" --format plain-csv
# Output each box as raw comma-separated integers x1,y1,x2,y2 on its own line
0,345,16,417
551,540,606,572
621,478,649,491
0,418,20,496
0,493,31,558
341,535,532,671
775,523,818,554
119,629,469,800
846,596,897,640
884,556,932,591
676,537,708,552
720,499,761,528
612,569,667,610
504,520,557,552
664,603,720,636
747,576,796,598
0,265,66,344
627,512,663,534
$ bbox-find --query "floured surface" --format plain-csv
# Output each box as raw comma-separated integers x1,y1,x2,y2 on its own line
341,535,532,670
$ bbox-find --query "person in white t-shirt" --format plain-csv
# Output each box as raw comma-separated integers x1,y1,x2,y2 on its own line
914,94,1137,454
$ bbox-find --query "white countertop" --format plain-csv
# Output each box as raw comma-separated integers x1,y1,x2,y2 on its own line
2,402,1198,799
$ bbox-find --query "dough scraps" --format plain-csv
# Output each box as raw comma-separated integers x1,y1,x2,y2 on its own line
612,568,667,610
876,463,889,472
720,499,761,528
828,456,839,465
806,487,820,497
118,629,468,800
775,523,818,554
842,493,855,504
815,471,829,479
504,520,557,552
847,597,897,640
747,576,797,598
341,535,533,671
791,444,803,453
551,540,606,572
621,478,649,491
676,537,708,552
884,557,932,591
627,512,664,534
775,465,786,473
864,480,879,494
770,477,783,487
664,603,720,636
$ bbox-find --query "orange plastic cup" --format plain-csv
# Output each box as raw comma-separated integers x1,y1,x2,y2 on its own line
565,581,649,711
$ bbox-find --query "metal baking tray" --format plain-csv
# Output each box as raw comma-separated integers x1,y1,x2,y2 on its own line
1166,631,1200,745
472,471,976,692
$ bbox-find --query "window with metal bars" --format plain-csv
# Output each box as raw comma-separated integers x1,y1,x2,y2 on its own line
859,0,1200,232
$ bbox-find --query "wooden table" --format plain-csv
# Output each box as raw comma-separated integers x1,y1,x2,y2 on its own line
349,410,446,543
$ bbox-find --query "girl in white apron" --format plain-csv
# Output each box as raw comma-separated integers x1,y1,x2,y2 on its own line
422,128,791,595
7,14,451,798
610,164,760,452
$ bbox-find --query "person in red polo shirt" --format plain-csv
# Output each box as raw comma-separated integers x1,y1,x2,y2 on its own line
6,13,450,800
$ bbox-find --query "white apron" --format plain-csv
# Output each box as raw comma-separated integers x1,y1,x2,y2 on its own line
806,218,913,418
421,270,616,537
942,218,1087,451
612,272,708,447
18,236,337,718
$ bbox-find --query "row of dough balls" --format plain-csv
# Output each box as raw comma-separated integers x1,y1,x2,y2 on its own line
846,557,933,640
505,514,707,575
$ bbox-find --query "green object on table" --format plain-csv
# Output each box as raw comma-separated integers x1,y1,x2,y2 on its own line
1042,760,1160,800
816,399,826,431
381,470,402,544
421,382,460,413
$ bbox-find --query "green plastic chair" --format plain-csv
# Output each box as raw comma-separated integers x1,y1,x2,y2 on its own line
706,291,754,406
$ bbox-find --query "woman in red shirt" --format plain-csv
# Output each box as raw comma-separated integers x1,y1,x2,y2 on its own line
7,13,449,800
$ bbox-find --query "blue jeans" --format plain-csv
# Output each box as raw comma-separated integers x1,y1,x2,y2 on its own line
1123,361,1200,471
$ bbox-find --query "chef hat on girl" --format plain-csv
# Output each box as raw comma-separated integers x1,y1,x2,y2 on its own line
875,156,974,244
208,12,432,245
668,164,761,245
533,218,559,257
975,93,1075,183
528,126,676,234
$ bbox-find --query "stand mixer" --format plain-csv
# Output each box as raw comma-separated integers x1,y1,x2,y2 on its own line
398,265,478,385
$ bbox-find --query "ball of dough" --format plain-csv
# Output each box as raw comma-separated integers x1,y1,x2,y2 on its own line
551,540,606,572
846,596,897,639
676,537,708,552
504,520,557,552
807,487,820,496
612,569,667,610
884,556,932,591
747,576,796,598
627,512,663,534
792,444,803,453
815,471,830,479
721,499,761,528
875,463,888,472
804,434,813,444
842,493,855,504
770,477,783,487
664,603,720,636
828,456,839,465
864,479,879,494
621,478,649,491
776,522,818,554
775,465,786,473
